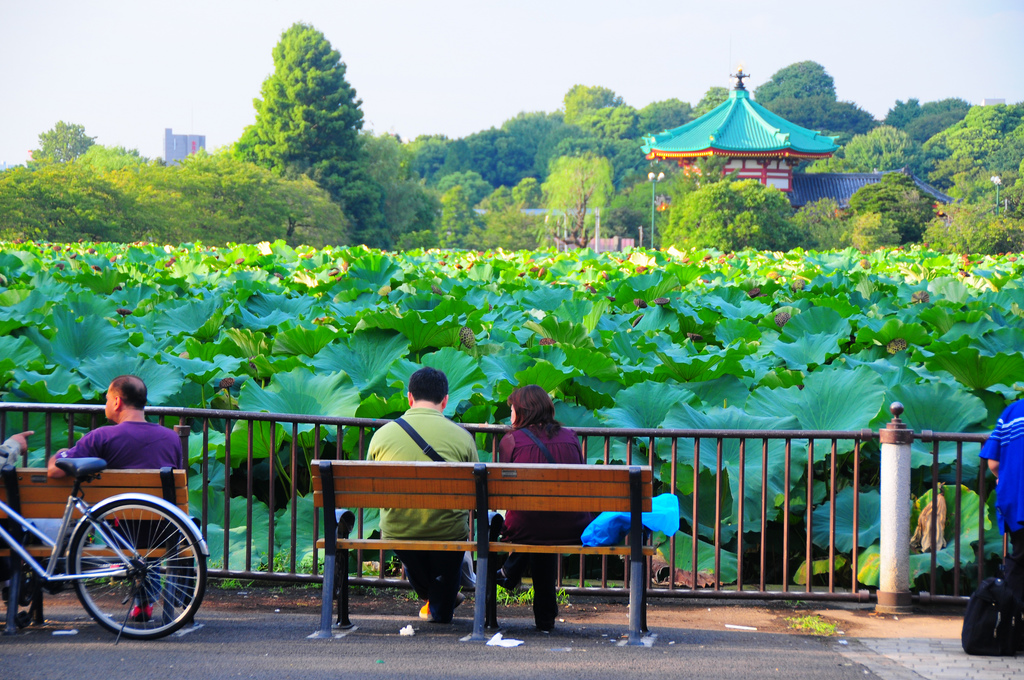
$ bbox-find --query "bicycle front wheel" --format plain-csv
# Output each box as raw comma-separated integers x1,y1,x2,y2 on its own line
68,497,206,639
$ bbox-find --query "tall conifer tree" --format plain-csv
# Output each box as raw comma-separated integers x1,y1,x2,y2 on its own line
236,23,381,244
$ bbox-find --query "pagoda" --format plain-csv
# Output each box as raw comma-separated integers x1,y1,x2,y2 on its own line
640,68,838,193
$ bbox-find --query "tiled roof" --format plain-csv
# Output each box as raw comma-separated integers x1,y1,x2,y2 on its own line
642,88,839,159
790,169,954,208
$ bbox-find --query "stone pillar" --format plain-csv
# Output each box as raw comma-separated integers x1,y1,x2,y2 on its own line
876,402,914,614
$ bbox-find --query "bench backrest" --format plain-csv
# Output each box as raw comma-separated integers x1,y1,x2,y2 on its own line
310,460,653,514
312,460,481,512
0,468,189,519
487,463,652,513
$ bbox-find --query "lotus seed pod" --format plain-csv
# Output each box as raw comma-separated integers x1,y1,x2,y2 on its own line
886,338,908,355
766,271,780,280
219,377,236,390
234,257,245,265
686,332,704,342
911,290,930,304
458,326,475,348
653,297,669,306
378,285,392,296
539,337,556,346
792,279,805,291
432,285,443,295
633,298,648,309
774,312,791,328
116,308,132,316
747,287,761,298
859,259,870,269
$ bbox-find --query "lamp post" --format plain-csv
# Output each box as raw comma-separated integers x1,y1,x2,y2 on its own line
991,175,1002,215
648,171,664,247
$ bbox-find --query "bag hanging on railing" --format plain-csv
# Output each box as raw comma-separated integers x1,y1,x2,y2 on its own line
961,570,1023,656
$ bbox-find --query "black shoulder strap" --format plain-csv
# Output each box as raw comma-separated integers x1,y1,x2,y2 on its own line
394,418,445,463
519,428,556,464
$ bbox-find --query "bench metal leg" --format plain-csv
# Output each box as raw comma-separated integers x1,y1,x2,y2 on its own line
311,552,336,638
469,554,488,641
627,557,644,645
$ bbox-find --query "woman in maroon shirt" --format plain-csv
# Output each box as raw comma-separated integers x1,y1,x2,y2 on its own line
496,385,592,631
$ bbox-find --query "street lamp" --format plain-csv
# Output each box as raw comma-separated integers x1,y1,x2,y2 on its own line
648,171,665,247
991,176,1002,214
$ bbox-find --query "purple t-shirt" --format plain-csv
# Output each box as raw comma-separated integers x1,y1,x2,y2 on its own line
56,421,182,469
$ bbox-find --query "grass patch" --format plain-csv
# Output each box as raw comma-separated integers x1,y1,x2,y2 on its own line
785,614,838,636
495,586,569,607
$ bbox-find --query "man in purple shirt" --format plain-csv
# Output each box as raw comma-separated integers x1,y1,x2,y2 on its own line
47,375,181,478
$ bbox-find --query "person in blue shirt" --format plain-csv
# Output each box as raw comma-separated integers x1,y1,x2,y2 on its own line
980,399,1024,601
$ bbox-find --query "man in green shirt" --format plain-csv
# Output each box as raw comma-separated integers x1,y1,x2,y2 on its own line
368,367,478,623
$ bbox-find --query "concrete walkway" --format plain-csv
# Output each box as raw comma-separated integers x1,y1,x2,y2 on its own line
3,589,1022,679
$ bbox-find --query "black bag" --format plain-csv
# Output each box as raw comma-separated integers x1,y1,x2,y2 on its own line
961,576,1022,656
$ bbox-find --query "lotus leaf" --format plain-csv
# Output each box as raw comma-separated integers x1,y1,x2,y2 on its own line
78,352,185,405
311,330,410,397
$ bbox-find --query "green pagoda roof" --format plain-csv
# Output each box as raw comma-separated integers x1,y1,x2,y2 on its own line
641,83,839,161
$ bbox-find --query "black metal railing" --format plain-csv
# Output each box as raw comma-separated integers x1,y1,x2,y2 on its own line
0,403,992,605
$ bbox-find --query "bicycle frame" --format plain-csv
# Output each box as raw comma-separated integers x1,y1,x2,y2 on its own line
0,494,139,583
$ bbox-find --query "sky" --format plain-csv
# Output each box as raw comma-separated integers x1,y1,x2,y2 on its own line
1,0,1022,166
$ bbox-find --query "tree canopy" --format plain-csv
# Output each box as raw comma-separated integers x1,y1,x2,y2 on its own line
662,179,797,251
235,22,380,244
754,61,836,106
32,121,95,164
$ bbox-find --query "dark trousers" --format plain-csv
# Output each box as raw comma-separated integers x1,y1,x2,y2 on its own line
501,552,558,628
1006,526,1024,602
395,550,464,623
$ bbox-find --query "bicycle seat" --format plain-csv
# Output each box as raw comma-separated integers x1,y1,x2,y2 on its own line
55,457,108,479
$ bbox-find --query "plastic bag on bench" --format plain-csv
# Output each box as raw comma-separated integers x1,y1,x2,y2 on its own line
581,494,681,547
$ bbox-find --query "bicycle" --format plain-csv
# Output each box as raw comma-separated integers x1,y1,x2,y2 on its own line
0,457,208,640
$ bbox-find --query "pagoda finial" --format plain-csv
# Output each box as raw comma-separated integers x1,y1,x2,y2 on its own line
732,66,750,91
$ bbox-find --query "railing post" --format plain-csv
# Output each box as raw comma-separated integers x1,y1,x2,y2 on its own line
877,402,914,614
174,420,191,470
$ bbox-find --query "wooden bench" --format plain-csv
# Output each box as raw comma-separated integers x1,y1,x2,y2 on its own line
311,459,654,644
0,466,189,634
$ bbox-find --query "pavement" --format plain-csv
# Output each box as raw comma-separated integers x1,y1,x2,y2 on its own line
1,586,1022,679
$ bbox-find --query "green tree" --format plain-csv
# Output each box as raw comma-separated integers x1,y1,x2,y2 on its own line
32,121,95,163
573,106,639,140
693,87,728,117
362,132,438,248
638,99,692,135
473,187,541,250
511,177,542,208
438,185,479,248
78,145,149,172
234,23,381,243
0,163,129,241
762,97,876,144
923,104,1024,189
662,179,797,251
885,98,971,144
841,126,920,173
848,212,899,250
754,61,836,106
848,172,935,243
563,85,624,125
924,203,1024,254
542,154,613,247
436,170,493,207
792,198,849,250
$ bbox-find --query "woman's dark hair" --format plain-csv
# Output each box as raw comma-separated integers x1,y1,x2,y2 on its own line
508,384,561,438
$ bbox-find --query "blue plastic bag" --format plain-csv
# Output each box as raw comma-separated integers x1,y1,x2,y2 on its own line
581,493,681,547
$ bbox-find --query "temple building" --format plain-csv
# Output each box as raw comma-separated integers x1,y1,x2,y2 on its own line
640,69,951,209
